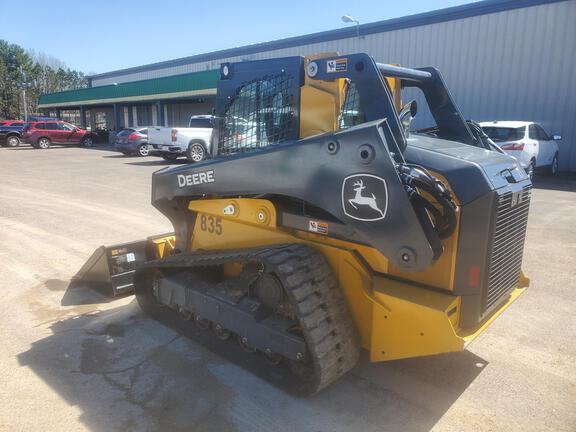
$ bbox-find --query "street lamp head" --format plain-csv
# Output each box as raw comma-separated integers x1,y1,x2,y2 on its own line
341,14,357,24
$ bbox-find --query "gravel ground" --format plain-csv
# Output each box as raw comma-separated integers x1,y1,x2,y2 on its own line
0,144,574,432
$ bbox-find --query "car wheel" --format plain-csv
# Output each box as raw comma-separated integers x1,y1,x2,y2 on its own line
137,144,150,157
525,161,535,181
161,154,178,161
81,137,94,147
6,136,20,147
549,153,559,176
37,137,51,149
186,142,206,163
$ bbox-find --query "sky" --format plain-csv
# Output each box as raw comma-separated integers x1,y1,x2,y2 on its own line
1,0,471,75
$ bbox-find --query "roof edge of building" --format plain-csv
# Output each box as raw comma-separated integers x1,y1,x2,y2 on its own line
88,0,566,81
39,69,219,106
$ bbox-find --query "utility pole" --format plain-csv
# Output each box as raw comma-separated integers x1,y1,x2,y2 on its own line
20,69,28,122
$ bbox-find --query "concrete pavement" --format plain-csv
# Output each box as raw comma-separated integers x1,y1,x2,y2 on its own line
0,145,574,431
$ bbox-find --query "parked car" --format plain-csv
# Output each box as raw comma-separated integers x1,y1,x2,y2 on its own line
22,121,96,149
27,116,58,122
0,123,26,147
147,115,215,162
480,121,560,179
0,120,25,127
114,127,149,156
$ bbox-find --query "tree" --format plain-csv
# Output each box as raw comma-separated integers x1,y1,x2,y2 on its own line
0,40,88,119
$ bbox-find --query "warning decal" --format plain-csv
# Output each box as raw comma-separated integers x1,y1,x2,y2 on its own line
309,220,329,235
327,58,348,73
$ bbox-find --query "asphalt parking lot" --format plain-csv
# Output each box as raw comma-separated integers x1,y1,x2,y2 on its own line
0,144,575,432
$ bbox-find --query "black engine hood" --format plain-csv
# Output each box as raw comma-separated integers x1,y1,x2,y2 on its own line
404,134,529,204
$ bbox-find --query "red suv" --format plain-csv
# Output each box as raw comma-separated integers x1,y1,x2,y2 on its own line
22,121,96,149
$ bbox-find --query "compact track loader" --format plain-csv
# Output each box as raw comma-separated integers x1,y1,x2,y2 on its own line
94,53,531,394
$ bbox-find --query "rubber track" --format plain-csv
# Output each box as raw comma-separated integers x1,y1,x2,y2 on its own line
134,243,359,394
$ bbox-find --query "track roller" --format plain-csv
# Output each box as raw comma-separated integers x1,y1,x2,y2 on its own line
134,244,360,395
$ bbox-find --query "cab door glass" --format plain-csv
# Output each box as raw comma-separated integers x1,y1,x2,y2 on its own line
529,124,539,140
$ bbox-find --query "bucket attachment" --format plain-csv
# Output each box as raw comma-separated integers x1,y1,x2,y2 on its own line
73,234,175,297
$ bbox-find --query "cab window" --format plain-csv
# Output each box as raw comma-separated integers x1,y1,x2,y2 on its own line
219,73,295,154
339,81,366,130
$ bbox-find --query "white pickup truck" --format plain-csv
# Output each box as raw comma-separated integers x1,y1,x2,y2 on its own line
148,115,215,162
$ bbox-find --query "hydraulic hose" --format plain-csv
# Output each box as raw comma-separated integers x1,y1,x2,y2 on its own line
397,164,458,258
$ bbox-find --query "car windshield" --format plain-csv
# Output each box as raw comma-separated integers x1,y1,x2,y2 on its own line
189,118,212,128
482,126,525,142
117,129,135,136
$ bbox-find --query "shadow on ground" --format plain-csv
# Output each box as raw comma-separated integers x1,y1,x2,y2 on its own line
18,282,488,432
102,154,135,159
60,279,127,306
6,144,117,152
532,173,576,192
124,159,188,167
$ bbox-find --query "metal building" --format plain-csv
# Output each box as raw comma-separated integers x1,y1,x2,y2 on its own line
38,0,576,170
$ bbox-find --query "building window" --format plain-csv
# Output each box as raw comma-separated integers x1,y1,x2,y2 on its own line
59,109,81,126
95,112,107,130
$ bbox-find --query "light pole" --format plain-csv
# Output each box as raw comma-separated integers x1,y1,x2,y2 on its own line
341,14,360,38
19,68,28,122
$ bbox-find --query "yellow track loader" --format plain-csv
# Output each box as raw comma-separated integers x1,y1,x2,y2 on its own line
92,53,531,395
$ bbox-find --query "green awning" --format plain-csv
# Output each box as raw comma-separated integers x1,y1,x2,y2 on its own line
38,69,219,108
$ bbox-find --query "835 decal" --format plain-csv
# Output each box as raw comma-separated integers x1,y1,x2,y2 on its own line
199,214,222,235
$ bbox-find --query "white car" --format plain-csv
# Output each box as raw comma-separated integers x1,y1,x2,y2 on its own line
147,115,215,162
480,121,560,179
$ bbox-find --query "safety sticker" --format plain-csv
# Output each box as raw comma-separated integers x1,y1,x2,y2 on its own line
327,58,348,73
309,220,329,235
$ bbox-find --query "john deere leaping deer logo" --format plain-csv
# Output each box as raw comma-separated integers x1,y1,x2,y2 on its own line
342,174,388,222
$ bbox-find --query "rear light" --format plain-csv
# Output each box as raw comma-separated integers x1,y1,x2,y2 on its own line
128,133,140,141
501,142,525,151
468,266,481,288
171,129,177,142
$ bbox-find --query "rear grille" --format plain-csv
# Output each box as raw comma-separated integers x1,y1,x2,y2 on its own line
484,186,531,312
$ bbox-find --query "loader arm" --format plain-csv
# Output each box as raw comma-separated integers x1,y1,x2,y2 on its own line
152,119,436,271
